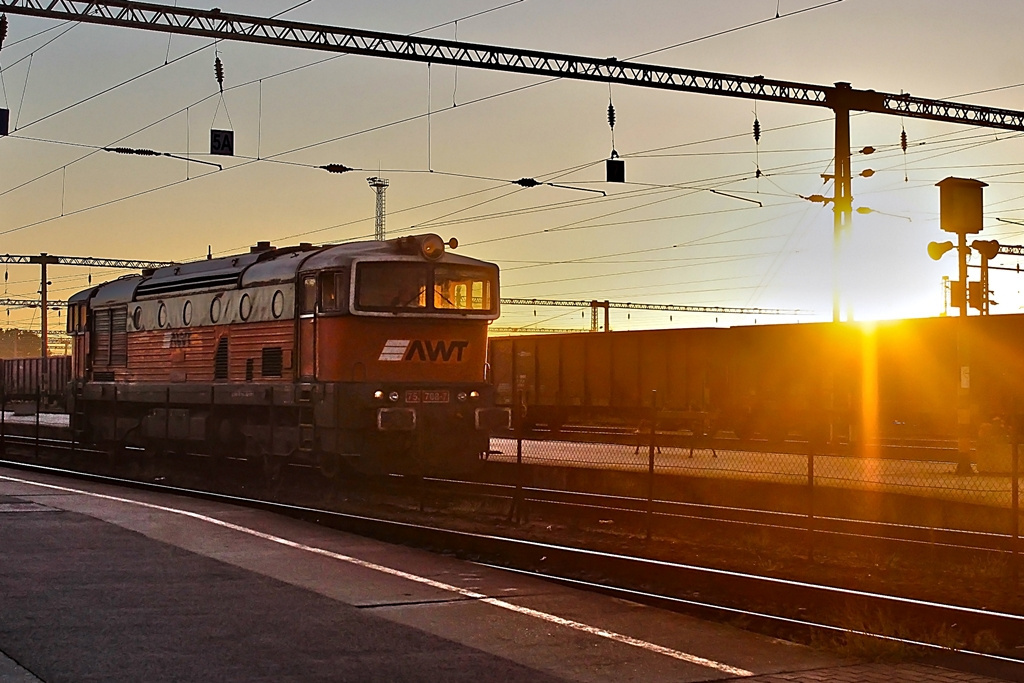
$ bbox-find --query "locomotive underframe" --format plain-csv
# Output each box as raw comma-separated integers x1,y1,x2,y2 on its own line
72,380,508,475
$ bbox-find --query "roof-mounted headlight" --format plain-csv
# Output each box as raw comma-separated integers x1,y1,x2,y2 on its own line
395,234,459,260
420,234,446,260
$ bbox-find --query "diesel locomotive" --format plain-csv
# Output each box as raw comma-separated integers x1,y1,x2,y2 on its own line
65,234,509,476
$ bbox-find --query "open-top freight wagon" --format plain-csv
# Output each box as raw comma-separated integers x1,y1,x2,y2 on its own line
489,314,1024,446
0,356,72,409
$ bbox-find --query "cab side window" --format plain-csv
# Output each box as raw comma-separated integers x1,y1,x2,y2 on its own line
319,271,347,312
301,276,317,314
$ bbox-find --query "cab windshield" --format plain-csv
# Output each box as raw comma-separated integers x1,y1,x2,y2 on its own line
355,262,496,315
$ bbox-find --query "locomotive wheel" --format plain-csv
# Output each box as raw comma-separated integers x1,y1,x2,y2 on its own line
261,451,285,485
318,452,343,480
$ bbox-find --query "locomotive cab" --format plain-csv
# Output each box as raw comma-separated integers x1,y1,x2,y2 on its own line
295,235,507,472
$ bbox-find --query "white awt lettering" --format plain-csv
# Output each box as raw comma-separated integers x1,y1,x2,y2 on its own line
379,339,411,361
379,339,470,362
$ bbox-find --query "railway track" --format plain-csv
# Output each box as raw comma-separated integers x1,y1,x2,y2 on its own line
1,437,1023,678
4,429,1018,556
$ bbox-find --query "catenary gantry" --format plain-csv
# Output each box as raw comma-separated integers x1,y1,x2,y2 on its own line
4,0,1024,322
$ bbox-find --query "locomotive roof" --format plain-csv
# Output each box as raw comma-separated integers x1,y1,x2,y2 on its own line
72,236,494,307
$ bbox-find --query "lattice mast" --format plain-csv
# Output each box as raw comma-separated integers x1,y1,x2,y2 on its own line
367,177,389,241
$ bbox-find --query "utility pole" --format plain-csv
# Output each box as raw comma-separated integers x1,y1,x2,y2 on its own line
589,300,610,332
29,253,59,358
831,87,853,322
367,177,389,241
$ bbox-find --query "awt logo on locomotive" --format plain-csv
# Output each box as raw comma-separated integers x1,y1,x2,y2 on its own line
378,339,470,362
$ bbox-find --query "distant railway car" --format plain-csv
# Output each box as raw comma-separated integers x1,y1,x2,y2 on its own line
0,356,72,407
489,314,1024,445
66,235,509,476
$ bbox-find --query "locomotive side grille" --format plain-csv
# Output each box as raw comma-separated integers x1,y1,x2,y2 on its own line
93,309,111,366
110,307,128,367
261,347,283,378
214,337,229,380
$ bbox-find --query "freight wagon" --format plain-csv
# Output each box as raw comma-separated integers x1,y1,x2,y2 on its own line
0,356,72,408
489,314,1024,445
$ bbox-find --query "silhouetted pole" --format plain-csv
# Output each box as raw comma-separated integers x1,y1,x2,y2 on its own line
831,87,853,323
937,177,988,475
30,253,59,358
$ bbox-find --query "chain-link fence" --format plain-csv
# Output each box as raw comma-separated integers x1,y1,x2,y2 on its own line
492,401,1023,566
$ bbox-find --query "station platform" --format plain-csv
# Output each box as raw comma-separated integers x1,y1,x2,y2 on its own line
0,466,1011,682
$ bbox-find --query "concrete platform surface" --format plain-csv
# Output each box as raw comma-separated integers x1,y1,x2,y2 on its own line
0,467,1011,683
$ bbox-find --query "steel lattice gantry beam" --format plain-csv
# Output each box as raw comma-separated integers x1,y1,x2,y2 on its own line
997,244,1024,257
0,253,175,270
0,252,174,356
0,297,68,309
6,1,1024,323
502,297,798,315
2,0,1024,131
503,297,799,332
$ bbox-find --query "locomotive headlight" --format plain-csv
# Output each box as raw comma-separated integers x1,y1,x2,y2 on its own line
457,391,468,402
420,233,445,260
469,391,480,399
373,390,384,400
388,391,400,402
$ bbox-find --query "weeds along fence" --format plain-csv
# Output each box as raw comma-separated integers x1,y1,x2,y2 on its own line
492,393,1022,574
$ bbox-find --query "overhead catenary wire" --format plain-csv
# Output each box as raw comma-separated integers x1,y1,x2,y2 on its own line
2,0,1015,325
0,0,538,242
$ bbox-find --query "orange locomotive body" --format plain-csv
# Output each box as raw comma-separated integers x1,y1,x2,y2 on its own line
66,235,508,475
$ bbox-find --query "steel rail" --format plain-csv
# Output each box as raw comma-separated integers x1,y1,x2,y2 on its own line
0,429,1010,552
1,452,1022,672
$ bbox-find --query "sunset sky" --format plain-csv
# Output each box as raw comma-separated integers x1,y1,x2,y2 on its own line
2,0,1024,337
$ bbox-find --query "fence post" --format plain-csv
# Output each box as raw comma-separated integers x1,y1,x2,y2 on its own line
646,390,657,540
70,383,78,456
807,449,816,561
1,391,6,455
34,388,41,461
509,389,524,524
1013,437,1019,585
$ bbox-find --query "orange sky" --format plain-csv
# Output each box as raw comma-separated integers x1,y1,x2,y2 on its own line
1,0,1024,337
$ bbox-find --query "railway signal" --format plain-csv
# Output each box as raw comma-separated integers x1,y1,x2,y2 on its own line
928,177,988,475
4,1,1024,321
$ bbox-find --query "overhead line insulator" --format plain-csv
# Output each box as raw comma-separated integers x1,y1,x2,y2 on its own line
104,147,160,156
214,55,225,93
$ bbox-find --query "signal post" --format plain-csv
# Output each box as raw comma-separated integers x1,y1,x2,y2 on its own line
931,177,988,475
